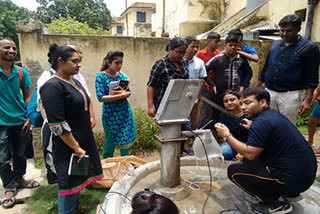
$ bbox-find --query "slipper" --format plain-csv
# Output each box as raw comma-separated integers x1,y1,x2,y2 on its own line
1,188,16,209
184,148,195,156
17,179,40,189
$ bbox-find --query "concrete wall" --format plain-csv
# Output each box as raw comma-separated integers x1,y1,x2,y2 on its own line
18,22,169,132
17,22,320,132
219,0,269,36
154,0,222,37
214,0,320,42
223,0,247,19
267,0,320,41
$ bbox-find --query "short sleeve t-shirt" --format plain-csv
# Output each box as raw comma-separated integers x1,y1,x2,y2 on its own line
0,65,32,126
247,107,317,189
242,44,258,55
219,113,248,142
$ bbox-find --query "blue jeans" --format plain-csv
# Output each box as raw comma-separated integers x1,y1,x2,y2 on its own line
221,142,237,160
58,192,80,214
0,125,27,188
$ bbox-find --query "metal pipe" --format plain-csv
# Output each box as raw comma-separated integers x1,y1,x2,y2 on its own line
305,0,319,40
162,0,165,33
159,124,181,187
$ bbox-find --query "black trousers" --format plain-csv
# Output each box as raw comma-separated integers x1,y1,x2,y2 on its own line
227,159,289,203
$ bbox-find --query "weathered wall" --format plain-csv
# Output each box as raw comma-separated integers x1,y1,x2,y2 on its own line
180,21,215,37
18,22,169,132
267,0,320,42
135,23,152,37
223,0,247,19
18,22,320,132
214,0,320,42
219,1,269,36
154,0,221,37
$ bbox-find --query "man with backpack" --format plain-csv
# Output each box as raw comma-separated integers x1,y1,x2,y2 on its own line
0,38,40,208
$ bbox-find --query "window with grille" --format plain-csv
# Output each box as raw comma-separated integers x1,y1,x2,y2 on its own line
137,11,146,23
117,26,123,34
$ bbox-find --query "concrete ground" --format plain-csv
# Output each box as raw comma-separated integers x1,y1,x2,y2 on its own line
126,164,320,214
0,159,43,214
0,132,319,214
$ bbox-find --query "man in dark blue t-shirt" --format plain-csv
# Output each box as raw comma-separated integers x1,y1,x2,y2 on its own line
215,87,317,214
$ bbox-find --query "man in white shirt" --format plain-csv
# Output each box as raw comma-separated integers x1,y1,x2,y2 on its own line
183,36,214,155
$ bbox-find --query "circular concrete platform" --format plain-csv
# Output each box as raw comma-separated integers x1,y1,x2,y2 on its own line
101,157,320,214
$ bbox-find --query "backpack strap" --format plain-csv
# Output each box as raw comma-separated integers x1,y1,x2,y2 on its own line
16,66,24,88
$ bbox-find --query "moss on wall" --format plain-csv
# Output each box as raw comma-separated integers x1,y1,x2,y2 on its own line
237,14,268,30
199,0,222,21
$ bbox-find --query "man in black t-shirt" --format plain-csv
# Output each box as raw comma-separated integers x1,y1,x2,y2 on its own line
206,34,252,98
215,87,317,214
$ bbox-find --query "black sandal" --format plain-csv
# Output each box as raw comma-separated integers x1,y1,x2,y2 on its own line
1,187,17,209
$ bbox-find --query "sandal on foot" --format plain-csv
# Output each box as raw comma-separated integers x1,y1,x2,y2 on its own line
17,179,40,189
184,148,195,156
1,188,17,208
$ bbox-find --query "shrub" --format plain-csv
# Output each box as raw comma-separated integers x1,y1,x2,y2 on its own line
93,108,160,155
131,108,160,153
93,132,105,155
46,16,110,35
296,100,317,126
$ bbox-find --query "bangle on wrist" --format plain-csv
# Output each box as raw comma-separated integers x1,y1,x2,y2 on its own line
72,143,79,150
223,133,232,142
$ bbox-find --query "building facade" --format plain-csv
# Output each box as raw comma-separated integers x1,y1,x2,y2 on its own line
110,2,155,37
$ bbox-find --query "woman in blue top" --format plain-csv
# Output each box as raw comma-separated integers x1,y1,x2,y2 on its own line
95,50,137,158
219,90,249,160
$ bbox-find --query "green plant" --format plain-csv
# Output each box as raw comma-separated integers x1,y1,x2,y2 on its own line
297,125,308,135
25,184,59,213
131,108,160,153
296,113,310,127
296,100,317,126
46,16,110,35
316,175,320,183
94,132,105,155
34,158,45,169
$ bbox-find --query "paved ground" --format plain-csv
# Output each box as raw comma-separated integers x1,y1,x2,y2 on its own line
0,159,43,214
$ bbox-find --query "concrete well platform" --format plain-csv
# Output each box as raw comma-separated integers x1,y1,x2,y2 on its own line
100,157,320,214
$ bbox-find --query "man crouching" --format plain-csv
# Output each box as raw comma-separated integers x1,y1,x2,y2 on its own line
215,87,317,214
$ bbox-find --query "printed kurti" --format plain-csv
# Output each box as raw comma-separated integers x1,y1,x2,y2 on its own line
95,71,137,148
40,77,103,196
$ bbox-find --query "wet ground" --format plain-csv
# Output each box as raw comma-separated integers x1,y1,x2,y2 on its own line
127,163,320,214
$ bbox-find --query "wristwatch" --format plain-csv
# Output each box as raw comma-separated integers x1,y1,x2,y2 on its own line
223,133,232,142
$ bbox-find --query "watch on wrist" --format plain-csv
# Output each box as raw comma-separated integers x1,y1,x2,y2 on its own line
223,133,232,142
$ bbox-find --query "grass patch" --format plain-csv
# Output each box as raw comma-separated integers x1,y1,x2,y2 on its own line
297,125,308,135
34,158,45,169
316,175,320,183
25,183,59,213
25,183,107,214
